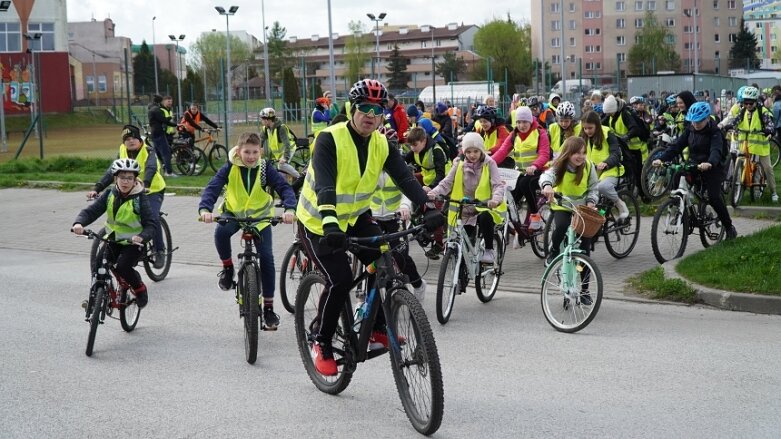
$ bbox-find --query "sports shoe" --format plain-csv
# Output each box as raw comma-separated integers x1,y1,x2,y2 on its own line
725,225,738,240
413,279,427,303
152,251,166,269
263,307,280,330
218,266,235,291
772,193,779,203
580,292,593,306
369,330,407,350
480,248,496,263
425,243,443,260
616,199,630,221
545,252,557,267
311,341,338,376
135,289,148,308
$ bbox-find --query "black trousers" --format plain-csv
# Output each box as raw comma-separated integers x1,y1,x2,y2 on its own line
376,218,423,287
463,211,496,250
511,170,542,214
105,242,145,289
549,210,592,258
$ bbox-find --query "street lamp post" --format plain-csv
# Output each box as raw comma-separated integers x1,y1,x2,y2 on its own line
430,25,436,104
261,0,271,106
366,12,386,79
216,5,238,137
168,34,185,117
152,16,159,95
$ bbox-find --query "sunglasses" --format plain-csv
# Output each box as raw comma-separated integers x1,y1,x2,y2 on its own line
744,100,756,105
356,103,383,116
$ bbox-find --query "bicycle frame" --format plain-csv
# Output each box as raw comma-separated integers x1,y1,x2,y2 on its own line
444,199,493,281
539,198,586,297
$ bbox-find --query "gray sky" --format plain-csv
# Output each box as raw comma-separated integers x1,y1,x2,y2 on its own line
68,0,531,52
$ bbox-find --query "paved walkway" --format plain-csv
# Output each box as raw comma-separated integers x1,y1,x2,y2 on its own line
1,188,775,300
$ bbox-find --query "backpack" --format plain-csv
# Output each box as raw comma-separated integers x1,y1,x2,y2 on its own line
625,107,651,142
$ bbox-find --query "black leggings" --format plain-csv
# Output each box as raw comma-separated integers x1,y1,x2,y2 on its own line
511,171,542,214
104,242,145,289
377,218,423,287
463,211,496,250
549,210,592,258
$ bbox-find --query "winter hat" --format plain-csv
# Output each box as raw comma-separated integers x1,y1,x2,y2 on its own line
436,101,448,114
603,95,618,114
121,125,143,142
461,132,485,153
152,94,163,104
515,106,533,123
407,104,420,117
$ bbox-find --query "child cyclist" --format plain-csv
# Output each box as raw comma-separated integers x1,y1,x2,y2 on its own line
199,132,297,330
72,159,157,308
427,132,506,263
580,110,630,220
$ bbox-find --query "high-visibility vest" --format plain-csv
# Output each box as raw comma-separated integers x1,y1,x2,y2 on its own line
512,128,540,169
311,110,328,137
119,144,166,193
296,122,389,234
551,160,594,212
608,111,648,159
370,173,402,213
160,107,176,135
482,129,499,150
223,163,275,231
586,125,623,180
548,122,582,158
738,108,771,156
413,144,451,186
105,192,143,240
345,101,352,120
448,161,506,226
181,111,201,134
264,125,289,160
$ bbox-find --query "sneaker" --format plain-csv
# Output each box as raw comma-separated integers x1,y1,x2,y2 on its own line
413,279,427,303
580,292,593,306
480,248,496,263
311,341,338,376
369,330,407,350
725,225,738,240
135,289,148,308
512,235,521,249
545,252,556,267
425,243,443,260
616,200,630,221
772,193,779,203
164,172,178,178
263,307,280,330
218,266,235,291
152,251,166,269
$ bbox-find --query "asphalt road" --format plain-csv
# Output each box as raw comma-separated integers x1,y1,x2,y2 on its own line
2,248,780,438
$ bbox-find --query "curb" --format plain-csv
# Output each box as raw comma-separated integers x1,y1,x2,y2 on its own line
728,205,781,220
661,262,781,315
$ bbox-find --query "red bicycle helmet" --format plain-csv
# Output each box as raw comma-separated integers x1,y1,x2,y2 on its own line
349,79,389,106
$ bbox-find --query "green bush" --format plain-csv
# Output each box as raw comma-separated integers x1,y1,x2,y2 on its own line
0,156,111,174
627,267,697,303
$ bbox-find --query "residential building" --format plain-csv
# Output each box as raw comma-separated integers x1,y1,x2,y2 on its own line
745,0,781,69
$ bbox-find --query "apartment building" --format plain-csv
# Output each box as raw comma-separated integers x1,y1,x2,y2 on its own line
745,0,781,68
531,0,744,83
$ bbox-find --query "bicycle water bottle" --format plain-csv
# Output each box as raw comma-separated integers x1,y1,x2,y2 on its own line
529,213,543,230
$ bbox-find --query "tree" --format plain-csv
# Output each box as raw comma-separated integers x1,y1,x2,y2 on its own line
385,45,409,90
282,67,300,111
730,18,761,69
133,41,155,95
472,16,532,94
345,20,371,84
181,66,204,105
267,21,292,83
436,52,467,84
627,11,681,74
190,32,252,95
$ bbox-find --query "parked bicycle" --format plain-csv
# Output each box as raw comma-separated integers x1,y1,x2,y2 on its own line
294,223,444,435
651,162,725,264
170,127,228,176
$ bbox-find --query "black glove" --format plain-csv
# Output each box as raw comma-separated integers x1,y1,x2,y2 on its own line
422,205,445,231
322,222,346,250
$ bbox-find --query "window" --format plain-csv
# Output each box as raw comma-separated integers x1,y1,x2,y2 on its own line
647,1,656,10
585,62,601,71
569,20,576,30
551,2,560,13
585,28,601,36
98,75,107,93
617,18,625,28
617,35,626,45
635,18,644,28
552,20,561,31
616,1,625,11
569,2,576,12
618,53,626,62
635,1,643,11
27,23,55,51
665,35,676,44
729,17,737,27
727,0,736,9
569,37,576,46
684,25,692,33
729,33,737,42
666,0,675,10
86,76,95,94
551,37,561,48
552,54,561,64
713,0,719,9
585,10,601,18
0,22,21,52
585,45,601,53
714,17,720,27
715,33,720,43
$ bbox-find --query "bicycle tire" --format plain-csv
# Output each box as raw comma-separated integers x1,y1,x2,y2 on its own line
386,287,444,435
641,146,673,202
603,190,640,259
722,158,735,195
698,202,725,248
172,146,196,176
89,228,106,275
191,146,207,176
279,242,309,314
241,264,260,364
651,198,689,264
475,232,504,303
208,143,229,173
85,285,106,357
294,273,353,394
530,204,550,259
542,215,559,258
770,138,780,168
730,159,745,207
750,164,765,202
435,247,459,324
143,215,173,282
540,253,603,333
119,288,141,332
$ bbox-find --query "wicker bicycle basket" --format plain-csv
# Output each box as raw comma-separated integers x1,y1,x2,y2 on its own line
570,204,606,238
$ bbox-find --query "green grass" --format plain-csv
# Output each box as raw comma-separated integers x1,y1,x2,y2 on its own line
627,266,697,303
676,225,781,295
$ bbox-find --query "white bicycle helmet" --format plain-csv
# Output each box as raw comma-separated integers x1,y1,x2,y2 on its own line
110,158,141,176
742,86,760,101
259,107,276,119
555,101,576,119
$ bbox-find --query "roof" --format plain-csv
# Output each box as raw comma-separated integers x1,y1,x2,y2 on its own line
281,24,476,52
417,81,499,103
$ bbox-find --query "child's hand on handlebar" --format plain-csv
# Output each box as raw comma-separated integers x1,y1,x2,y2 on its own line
541,185,554,201
200,211,215,223
486,200,499,208
86,191,98,200
652,159,662,167
282,211,296,224
71,224,84,235
399,207,411,221
698,162,712,171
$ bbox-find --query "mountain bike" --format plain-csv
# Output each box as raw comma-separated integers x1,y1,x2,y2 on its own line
498,168,548,258
641,126,679,202
193,127,228,173
279,225,315,314
729,129,767,207
78,230,142,357
294,224,444,435
651,162,726,264
540,194,604,333
436,196,505,324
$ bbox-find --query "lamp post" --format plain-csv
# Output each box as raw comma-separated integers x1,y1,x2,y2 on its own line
168,34,185,116
152,16,159,95
216,5,238,137
327,0,336,98
427,25,436,104
261,0,271,105
366,12,386,79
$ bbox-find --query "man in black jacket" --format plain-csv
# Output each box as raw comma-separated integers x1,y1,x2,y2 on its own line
148,95,178,176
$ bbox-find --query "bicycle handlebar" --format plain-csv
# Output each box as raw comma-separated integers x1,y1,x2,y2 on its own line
433,195,490,208
74,228,134,246
211,215,282,226
348,223,427,247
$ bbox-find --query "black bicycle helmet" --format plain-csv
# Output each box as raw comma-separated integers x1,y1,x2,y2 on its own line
474,105,496,122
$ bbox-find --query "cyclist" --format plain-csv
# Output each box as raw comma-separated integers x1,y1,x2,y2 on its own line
652,102,738,239
581,110,630,220
474,105,510,160
654,94,679,135
311,97,331,138
384,94,409,144
198,132,297,330
548,101,581,160
548,93,561,112
89,125,167,269
631,96,654,127
296,78,444,376
427,132,506,263
259,107,300,183
73,158,156,308
674,91,698,133
148,95,178,177
602,95,646,196
179,102,219,148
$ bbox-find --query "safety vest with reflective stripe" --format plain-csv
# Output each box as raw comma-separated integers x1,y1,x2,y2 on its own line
547,122,582,159
551,160,594,212
105,192,143,241
413,144,452,186
512,127,540,169
482,129,499,150
737,108,772,156
119,144,166,194
345,101,352,120
585,125,623,180
608,111,648,159
448,161,506,226
160,107,176,135
370,173,402,213
311,112,328,137
223,163,275,231
264,125,289,160
296,123,389,234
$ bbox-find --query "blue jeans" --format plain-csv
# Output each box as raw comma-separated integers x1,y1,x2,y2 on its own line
152,134,172,174
146,191,165,253
214,220,275,299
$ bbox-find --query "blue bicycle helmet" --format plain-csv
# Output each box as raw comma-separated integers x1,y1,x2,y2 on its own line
736,85,748,104
685,101,711,123
592,103,603,114
406,104,420,117
665,94,678,106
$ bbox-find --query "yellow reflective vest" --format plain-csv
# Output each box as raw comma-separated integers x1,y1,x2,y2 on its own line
551,160,594,212
414,144,452,186
119,144,166,194
223,163,275,231
512,128,540,169
105,192,143,240
585,125,623,180
448,161,506,226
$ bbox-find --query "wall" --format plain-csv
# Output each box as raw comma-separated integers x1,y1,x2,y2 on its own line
2,52,72,114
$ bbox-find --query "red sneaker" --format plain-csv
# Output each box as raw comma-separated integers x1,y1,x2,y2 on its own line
369,330,407,350
311,342,337,376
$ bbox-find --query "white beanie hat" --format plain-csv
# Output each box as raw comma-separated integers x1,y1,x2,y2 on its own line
603,95,618,114
515,106,533,123
461,132,485,153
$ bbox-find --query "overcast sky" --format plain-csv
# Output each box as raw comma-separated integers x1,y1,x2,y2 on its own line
67,0,530,50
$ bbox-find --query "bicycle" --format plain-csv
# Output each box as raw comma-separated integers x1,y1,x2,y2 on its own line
294,223,444,435
170,127,227,175
651,162,726,264
78,229,142,357
729,129,767,207
435,196,505,324
641,126,679,201
209,215,282,365
540,194,604,333
279,224,315,314
498,168,549,258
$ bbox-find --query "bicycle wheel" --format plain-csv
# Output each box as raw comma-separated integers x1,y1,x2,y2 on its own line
386,287,444,435
172,146,196,176
770,138,780,168
542,215,560,258
603,190,640,259
191,146,207,176
435,247,459,324
294,273,353,394
730,159,745,207
750,163,765,202
279,242,310,314
240,264,260,364
651,198,689,264
475,232,504,303
208,143,229,173
119,287,141,332
722,158,735,195
641,146,672,202
540,252,603,333
85,285,106,357
89,227,106,275
698,202,725,248
143,216,173,282
529,204,550,259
